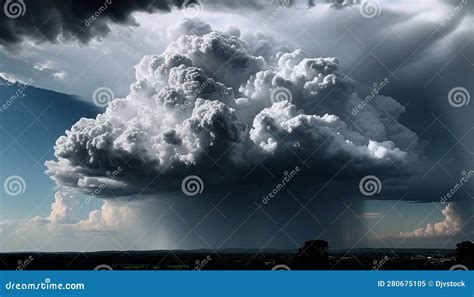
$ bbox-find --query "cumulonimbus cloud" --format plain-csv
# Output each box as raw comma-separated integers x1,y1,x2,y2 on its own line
45,18,419,198
399,204,461,238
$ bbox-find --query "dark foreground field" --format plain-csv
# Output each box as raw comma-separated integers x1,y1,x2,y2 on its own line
0,248,468,271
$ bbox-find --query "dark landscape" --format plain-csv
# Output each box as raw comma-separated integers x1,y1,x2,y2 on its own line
2,240,472,271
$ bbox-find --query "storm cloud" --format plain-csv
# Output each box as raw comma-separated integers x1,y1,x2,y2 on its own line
0,0,400,47
45,18,419,199
0,0,191,46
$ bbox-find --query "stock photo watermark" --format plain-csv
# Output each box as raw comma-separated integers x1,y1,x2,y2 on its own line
440,0,468,27
262,166,301,205
16,255,34,271
182,0,203,18
84,0,112,27
3,0,26,18
272,264,291,271
94,264,113,271
85,167,123,204
359,0,381,18
3,175,26,196
0,78,34,113
181,175,204,196
352,78,390,116
449,264,468,271
194,255,212,270
440,170,473,204
92,87,115,108
372,255,390,270
4,278,85,291
262,0,291,27
448,87,470,108
359,175,381,197
270,86,293,104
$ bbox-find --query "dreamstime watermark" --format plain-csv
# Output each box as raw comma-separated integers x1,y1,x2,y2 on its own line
16,255,34,271
372,255,390,270
182,0,203,18
0,78,34,113
94,264,113,270
92,87,115,108
194,255,212,270
352,78,389,116
448,87,470,108
270,86,293,104
181,175,204,196
359,0,381,18
262,0,291,27
440,170,473,204
5,278,85,291
359,175,381,196
3,175,26,196
262,166,301,205
440,0,468,27
84,0,112,27
3,0,26,18
272,264,291,270
450,264,468,271
85,167,123,204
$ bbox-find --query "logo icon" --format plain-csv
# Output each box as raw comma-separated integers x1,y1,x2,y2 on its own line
182,0,203,18
94,264,113,271
272,264,291,270
92,87,114,108
448,87,470,107
3,0,26,19
4,175,26,196
449,264,468,271
359,0,381,18
359,175,381,196
270,87,293,104
181,175,204,196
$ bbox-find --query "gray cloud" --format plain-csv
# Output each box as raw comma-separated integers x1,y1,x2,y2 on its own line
0,0,190,47
0,0,379,48
45,19,419,199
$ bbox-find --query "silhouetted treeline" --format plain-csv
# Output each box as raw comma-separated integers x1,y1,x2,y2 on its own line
0,240,469,270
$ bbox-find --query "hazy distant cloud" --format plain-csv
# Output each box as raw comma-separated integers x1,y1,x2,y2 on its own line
399,204,461,238
0,191,144,251
45,19,418,199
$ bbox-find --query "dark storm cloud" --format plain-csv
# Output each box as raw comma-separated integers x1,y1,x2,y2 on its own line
0,0,192,46
0,0,369,47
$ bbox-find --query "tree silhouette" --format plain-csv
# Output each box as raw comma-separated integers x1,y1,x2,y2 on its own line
294,239,329,269
455,241,473,268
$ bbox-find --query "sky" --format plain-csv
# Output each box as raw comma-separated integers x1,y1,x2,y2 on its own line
0,0,473,252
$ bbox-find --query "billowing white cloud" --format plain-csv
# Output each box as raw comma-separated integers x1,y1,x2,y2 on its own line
250,101,407,162
48,192,78,223
76,200,139,232
45,19,418,198
399,204,461,238
0,191,145,251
